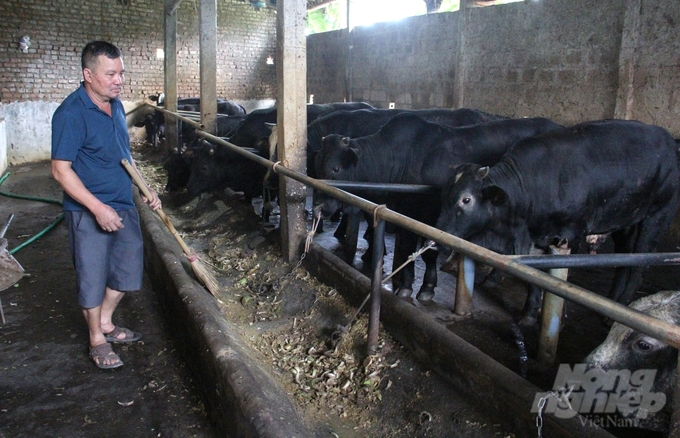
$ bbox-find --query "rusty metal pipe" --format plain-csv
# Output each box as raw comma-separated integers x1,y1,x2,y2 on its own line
143,102,204,130
537,244,570,365
512,252,680,269
454,256,475,316
367,219,386,356
319,180,439,194
192,130,680,350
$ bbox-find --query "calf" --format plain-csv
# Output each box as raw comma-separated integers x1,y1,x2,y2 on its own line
585,290,680,432
436,120,680,325
315,113,563,300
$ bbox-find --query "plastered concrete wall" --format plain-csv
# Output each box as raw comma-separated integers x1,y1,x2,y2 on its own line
307,0,680,135
460,0,624,124
0,102,60,165
629,1,680,132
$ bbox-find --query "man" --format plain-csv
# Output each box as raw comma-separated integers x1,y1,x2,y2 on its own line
51,41,161,369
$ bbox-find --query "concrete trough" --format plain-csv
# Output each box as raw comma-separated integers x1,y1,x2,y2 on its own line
137,190,614,437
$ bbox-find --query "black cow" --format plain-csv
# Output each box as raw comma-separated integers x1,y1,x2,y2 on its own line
186,140,267,201
138,97,246,149
436,120,680,325
307,107,504,156
228,102,374,150
309,107,506,266
315,113,563,300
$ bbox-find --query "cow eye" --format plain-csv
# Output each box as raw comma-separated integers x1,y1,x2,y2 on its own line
332,166,340,173
461,197,471,205
636,340,653,351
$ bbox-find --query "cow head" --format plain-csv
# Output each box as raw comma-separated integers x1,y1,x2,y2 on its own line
315,134,361,180
436,163,512,253
584,290,680,431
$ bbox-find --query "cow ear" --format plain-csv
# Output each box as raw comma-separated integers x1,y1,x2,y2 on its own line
348,145,362,167
476,166,490,179
482,185,508,206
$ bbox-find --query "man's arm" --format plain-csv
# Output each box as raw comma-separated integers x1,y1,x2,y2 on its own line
51,159,124,232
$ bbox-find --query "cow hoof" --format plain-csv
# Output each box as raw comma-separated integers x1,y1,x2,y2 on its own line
360,252,373,268
516,312,537,328
416,287,435,301
395,288,413,298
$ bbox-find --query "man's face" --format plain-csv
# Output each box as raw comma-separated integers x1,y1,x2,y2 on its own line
83,55,125,102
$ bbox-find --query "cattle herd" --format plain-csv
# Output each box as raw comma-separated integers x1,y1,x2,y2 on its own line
145,98,680,433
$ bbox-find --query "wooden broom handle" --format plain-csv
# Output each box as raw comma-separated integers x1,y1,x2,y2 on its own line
121,159,193,256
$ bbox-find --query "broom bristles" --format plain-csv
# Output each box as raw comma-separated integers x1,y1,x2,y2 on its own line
189,258,222,297
120,159,223,297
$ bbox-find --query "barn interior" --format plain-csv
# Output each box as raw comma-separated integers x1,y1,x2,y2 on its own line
1,0,680,437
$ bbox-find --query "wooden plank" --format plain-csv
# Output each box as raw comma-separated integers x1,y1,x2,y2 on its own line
277,0,308,263
199,0,217,134
163,0,178,154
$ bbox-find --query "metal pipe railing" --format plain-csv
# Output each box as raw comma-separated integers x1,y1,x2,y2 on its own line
144,102,204,130
185,117,680,350
513,252,680,269
319,180,439,194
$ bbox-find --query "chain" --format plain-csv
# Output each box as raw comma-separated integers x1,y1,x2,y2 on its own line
536,385,574,438
269,211,321,293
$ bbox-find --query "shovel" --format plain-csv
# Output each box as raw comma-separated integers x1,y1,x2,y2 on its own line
0,213,25,292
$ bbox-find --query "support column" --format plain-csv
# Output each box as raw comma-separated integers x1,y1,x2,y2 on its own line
163,0,179,154
199,0,217,134
614,0,642,120
277,0,308,263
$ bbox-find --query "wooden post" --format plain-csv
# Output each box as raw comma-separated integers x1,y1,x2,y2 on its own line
199,0,217,134
163,0,179,154
614,0,642,120
276,0,308,263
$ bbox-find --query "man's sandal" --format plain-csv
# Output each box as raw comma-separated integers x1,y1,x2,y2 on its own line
90,342,123,369
104,326,142,344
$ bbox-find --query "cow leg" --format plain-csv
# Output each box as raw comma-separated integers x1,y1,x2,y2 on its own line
518,284,543,327
333,213,349,240
341,211,362,265
416,246,438,301
608,226,638,304
392,228,417,298
360,212,379,268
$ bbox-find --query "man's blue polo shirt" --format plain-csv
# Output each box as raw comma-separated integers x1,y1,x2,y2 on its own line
51,83,134,212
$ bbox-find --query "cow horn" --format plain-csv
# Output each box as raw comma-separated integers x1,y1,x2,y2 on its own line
340,137,350,148
208,148,215,156
476,166,490,179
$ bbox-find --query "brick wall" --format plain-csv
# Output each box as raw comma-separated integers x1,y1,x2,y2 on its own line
0,0,277,103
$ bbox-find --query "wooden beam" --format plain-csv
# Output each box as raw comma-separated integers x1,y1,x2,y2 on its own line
277,0,308,263
614,0,642,120
199,0,217,134
163,0,178,155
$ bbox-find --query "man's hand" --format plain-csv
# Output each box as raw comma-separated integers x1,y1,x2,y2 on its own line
93,204,124,232
141,187,161,210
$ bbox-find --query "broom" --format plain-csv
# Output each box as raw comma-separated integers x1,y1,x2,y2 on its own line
121,159,222,297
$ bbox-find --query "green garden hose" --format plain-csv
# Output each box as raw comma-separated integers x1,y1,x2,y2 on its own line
0,172,64,255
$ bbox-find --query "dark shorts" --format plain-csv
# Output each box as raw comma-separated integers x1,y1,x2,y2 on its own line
65,208,143,308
